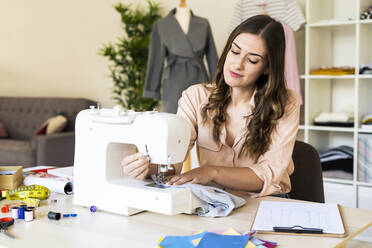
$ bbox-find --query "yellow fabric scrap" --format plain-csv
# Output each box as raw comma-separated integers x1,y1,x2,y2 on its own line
191,238,202,246
158,237,164,248
222,228,242,235
245,240,256,248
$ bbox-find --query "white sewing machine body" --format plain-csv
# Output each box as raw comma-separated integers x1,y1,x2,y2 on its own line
73,108,203,216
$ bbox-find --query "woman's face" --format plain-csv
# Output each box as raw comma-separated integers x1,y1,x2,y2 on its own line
223,33,268,88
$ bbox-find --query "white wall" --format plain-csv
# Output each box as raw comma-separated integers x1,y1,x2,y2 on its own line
0,0,305,107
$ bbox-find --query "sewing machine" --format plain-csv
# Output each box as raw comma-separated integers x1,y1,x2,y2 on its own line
73,107,203,216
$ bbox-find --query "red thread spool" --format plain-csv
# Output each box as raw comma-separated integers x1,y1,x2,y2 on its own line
1,204,9,213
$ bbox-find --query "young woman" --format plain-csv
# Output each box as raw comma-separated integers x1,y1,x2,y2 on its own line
122,15,301,197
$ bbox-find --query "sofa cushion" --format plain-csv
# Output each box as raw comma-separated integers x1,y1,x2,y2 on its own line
0,139,35,167
47,115,68,134
36,115,68,135
0,121,8,138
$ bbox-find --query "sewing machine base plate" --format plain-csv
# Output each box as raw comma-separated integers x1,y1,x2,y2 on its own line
145,182,168,189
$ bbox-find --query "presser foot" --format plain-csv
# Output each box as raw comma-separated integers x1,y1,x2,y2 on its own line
151,173,167,185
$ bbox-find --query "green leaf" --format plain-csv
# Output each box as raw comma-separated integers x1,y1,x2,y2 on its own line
99,0,161,110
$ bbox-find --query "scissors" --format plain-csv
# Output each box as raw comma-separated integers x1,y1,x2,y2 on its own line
0,217,15,239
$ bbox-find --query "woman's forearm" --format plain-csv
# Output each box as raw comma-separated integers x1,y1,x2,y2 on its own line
210,166,264,192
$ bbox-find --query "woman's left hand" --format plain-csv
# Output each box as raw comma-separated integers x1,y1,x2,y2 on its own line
167,166,217,186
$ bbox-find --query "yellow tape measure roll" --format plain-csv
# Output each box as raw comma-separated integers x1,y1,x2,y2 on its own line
2,185,50,207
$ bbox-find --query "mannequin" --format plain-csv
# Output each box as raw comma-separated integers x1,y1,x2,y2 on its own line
143,0,218,113
175,0,191,34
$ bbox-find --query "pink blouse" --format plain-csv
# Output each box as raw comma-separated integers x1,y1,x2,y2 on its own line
176,83,301,197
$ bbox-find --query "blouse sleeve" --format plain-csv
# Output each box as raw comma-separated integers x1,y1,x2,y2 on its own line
176,86,199,154
249,90,301,197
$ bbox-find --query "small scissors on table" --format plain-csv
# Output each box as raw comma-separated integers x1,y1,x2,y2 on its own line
0,217,15,239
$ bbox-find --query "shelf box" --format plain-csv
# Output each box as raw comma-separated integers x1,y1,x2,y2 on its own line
358,134,372,183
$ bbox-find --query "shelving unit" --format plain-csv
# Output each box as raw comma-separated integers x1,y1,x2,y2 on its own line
300,0,372,209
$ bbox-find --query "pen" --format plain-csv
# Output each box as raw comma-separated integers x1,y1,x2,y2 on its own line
273,225,323,234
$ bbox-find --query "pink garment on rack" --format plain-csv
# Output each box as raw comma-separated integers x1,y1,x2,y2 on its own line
282,22,303,104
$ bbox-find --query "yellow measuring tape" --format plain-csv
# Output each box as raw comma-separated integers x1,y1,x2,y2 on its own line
2,185,51,207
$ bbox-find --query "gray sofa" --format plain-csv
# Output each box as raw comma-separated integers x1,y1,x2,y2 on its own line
0,97,96,167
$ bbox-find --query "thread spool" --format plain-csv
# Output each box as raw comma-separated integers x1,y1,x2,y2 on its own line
11,207,19,219
90,205,97,213
19,208,25,219
1,204,9,213
48,211,61,220
25,209,33,222
27,207,35,218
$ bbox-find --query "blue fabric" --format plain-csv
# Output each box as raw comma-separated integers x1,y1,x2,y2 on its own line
196,233,249,248
159,231,207,248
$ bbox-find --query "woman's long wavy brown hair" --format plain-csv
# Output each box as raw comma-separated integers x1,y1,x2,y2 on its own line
201,15,288,162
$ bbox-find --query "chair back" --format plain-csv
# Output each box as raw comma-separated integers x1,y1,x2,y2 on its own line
290,141,325,203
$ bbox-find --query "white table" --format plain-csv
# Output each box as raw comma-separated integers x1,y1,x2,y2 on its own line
0,194,371,248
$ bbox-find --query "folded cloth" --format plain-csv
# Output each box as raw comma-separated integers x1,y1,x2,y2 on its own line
322,159,354,173
311,66,355,75
360,63,372,74
362,113,372,124
320,145,353,163
360,6,372,19
314,112,354,123
322,169,353,180
173,183,246,217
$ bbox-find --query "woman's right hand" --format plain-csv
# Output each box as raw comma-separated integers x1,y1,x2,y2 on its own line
121,153,150,180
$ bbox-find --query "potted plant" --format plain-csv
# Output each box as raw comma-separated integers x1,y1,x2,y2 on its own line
99,1,161,111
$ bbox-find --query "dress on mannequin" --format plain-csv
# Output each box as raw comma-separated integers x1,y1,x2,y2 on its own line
143,8,218,113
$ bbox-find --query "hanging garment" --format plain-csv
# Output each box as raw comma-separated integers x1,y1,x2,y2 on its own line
230,0,305,32
143,9,218,113
230,0,305,102
282,22,302,103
